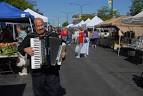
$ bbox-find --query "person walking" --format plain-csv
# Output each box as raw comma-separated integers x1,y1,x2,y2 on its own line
60,27,68,43
92,29,99,48
82,29,90,57
76,28,84,58
16,24,28,76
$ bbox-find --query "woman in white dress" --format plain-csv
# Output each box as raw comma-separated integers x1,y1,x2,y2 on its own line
80,30,90,57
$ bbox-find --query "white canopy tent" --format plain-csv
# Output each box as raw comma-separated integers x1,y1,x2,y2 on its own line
78,20,85,27
86,16,103,28
83,18,91,25
24,8,48,23
75,20,85,27
122,11,143,24
67,24,74,28
74,23,79,27
133,11,143,18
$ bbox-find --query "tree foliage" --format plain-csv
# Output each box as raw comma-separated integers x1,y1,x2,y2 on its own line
80,14,94,21
130,0,143,16
97,6,120,21
62,21,69,27
0,0,34,10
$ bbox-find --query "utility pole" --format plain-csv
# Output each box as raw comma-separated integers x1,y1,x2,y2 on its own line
57,16,60,27
108,0,114,17
61,12,69,23
108,0,113,11
61,11,73,24
66,14,69,23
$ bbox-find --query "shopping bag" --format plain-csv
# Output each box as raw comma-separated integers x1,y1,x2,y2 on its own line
80,43,87,54
75,45,79,53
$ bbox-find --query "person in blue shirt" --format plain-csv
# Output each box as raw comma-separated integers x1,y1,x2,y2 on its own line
16,24,27,76
92,29,99,48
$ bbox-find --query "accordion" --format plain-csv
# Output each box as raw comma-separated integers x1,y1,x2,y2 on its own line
30,36,65,69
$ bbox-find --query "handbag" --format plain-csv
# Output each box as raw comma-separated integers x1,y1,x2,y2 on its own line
84,38,88,43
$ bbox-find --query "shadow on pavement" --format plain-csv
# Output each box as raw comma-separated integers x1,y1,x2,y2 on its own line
59,86,66,96
0,84,26,96
132,74,143,88
124,56,142,65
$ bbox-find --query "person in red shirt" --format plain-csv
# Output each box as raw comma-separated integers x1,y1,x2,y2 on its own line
78,31,84,43
60,27,68,42
76,27,84,58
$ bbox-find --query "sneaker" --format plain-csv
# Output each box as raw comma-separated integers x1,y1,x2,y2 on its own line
76,56,80,58
84,54,87,57
19,72,28,76
22,67,27,73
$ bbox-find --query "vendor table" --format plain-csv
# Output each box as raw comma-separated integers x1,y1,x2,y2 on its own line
0,54,18,74
123,45,143,64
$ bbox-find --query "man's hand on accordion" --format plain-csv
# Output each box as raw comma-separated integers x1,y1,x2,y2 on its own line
24,47,34,56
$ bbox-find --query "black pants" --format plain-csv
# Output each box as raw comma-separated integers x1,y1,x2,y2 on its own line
31,68,62,96
92,38,98,45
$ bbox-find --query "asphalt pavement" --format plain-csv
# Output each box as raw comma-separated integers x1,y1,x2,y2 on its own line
60,45,143,96
0,45,143,96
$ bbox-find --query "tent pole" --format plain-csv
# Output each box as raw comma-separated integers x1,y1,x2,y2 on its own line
47,22,49,29
118,36,121,56
29,18,33,33
12,24,16,40
118,30,123,56
93,27,94,33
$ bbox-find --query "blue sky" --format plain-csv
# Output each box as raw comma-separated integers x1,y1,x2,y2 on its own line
33,0,131,26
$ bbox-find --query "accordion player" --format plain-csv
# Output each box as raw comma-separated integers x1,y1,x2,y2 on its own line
30,33,66,69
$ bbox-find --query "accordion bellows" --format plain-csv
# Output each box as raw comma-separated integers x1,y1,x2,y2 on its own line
30,36,65,69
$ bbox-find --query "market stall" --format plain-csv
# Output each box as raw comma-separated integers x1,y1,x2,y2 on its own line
0,2,34,36
122,11,143,25
24,8,48,23
0,2,33,73
0,42,18,73
96,16,143,48
86,16,103,31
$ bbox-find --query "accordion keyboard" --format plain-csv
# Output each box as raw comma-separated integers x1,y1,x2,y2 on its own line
30,38,42,69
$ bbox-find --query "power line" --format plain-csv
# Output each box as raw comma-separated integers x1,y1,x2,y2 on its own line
69,2,89,15
61,11,73,23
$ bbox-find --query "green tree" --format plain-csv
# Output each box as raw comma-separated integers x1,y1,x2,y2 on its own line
0,0,34,10
80,14,94,21
62,21,69,27
97,6,120,21
130,0,143,16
